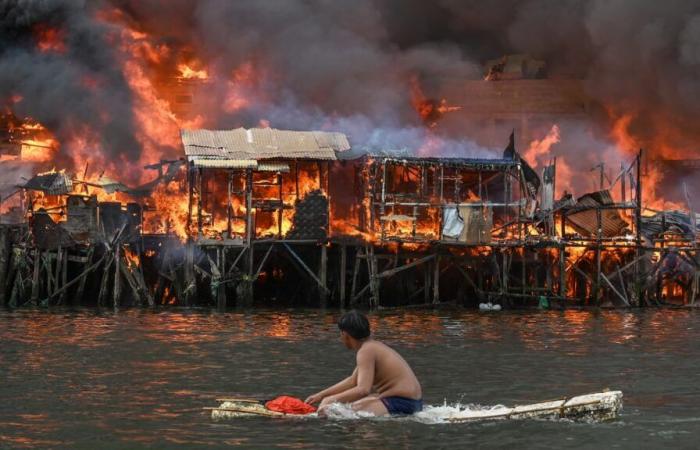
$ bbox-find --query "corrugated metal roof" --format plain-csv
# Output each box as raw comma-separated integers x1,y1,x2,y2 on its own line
22,171,73,195
191,159,257,169
181,128,350,162
257,162,290,172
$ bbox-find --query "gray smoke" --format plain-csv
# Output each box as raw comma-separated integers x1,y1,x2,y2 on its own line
2,0,700,182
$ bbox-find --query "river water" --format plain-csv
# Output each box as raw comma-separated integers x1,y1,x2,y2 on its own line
0,308,698,449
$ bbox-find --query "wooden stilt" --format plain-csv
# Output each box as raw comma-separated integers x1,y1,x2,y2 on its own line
350,247,361,306
432,252,440,304
319,244,328,308
339,244,347,308
0,226,9,305
31,249,41,303
75,247,94,305
113,245,121,308
97,253,113,306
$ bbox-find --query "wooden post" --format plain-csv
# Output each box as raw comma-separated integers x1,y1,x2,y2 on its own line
339,244,347,308
97,253,113,306
54,247,62,298
227,171,233,239
350,247,361,306
187,164,194,231
0,226,9,305
424,261,431,304
31,249,41,303
433,252,440,304
217,247,226,310
76,247,94,304
184,243,195,306
197,168,203,237
368,246,380,308
113,245,121,308
319,244,328,307
59,248,68,304
559,243,567,298
634,150,643,306
595,207,602,305
277,172,283,238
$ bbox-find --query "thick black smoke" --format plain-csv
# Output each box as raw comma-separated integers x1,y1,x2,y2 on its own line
0,0,141,168
2,0,700,177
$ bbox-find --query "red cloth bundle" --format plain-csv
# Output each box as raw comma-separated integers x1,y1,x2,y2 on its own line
265,396,317,415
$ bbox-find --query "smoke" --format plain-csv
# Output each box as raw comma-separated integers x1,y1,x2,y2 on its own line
0,0,141,169
2,0,700,185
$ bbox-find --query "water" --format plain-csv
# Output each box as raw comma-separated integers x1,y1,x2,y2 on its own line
1,308,699,449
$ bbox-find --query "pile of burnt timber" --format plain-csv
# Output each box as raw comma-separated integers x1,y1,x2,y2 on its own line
1,127,699,309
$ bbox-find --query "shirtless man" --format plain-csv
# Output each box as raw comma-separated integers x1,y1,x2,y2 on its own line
305,310,422,416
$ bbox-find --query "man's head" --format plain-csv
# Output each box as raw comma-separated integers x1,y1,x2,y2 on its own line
338,310,370,348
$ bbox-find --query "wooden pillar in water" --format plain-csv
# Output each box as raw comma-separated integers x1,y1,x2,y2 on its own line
595,208,602,305
634,149,643,306
339,244,347,308
76,247,93,305
59,248,68,305
113,245,121,308
319,244,328,307
31,248,41,303
183,243,195,306
424,262,431,304
432,253,440,304
559,243,567,298
368,246,380,308
0,226,9,305
216,247,226,310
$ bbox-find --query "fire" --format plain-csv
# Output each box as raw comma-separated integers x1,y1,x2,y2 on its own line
523,125,560,169
409,76,461,127
177,63,209,80
34,24,67,54
608,111,684,211
124,247,141,268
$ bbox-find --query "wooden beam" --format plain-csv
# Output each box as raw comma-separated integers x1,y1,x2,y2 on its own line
376,254,435,279
282,243,330,294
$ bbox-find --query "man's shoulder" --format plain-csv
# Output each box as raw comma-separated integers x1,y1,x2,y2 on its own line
358,339,386,355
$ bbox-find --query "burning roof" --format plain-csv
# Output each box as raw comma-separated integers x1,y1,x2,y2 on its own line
21,171,73,195
181,128,351,169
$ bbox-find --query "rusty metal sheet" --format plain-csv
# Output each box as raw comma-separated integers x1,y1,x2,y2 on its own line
181,128,350,162
22,171,73,195
191,159,257,169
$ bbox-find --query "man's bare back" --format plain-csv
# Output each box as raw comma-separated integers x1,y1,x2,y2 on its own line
305,310,423,416
358,339,422,399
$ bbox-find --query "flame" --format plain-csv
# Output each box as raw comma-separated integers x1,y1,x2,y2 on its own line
177,63,209,80
34,25,67,54
409,76,461,128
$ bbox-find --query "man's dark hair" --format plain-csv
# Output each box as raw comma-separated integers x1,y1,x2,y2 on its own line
338,310,370,340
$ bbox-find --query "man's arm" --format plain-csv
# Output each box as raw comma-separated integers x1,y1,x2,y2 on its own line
319,347,374,405
305,368,358,404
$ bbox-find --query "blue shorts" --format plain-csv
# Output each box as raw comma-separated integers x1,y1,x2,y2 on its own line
380,396,423,415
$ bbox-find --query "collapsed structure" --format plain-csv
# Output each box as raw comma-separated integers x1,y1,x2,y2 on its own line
0,126,698,309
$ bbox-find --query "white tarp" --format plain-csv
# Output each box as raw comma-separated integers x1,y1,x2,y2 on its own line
442,207,464,239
